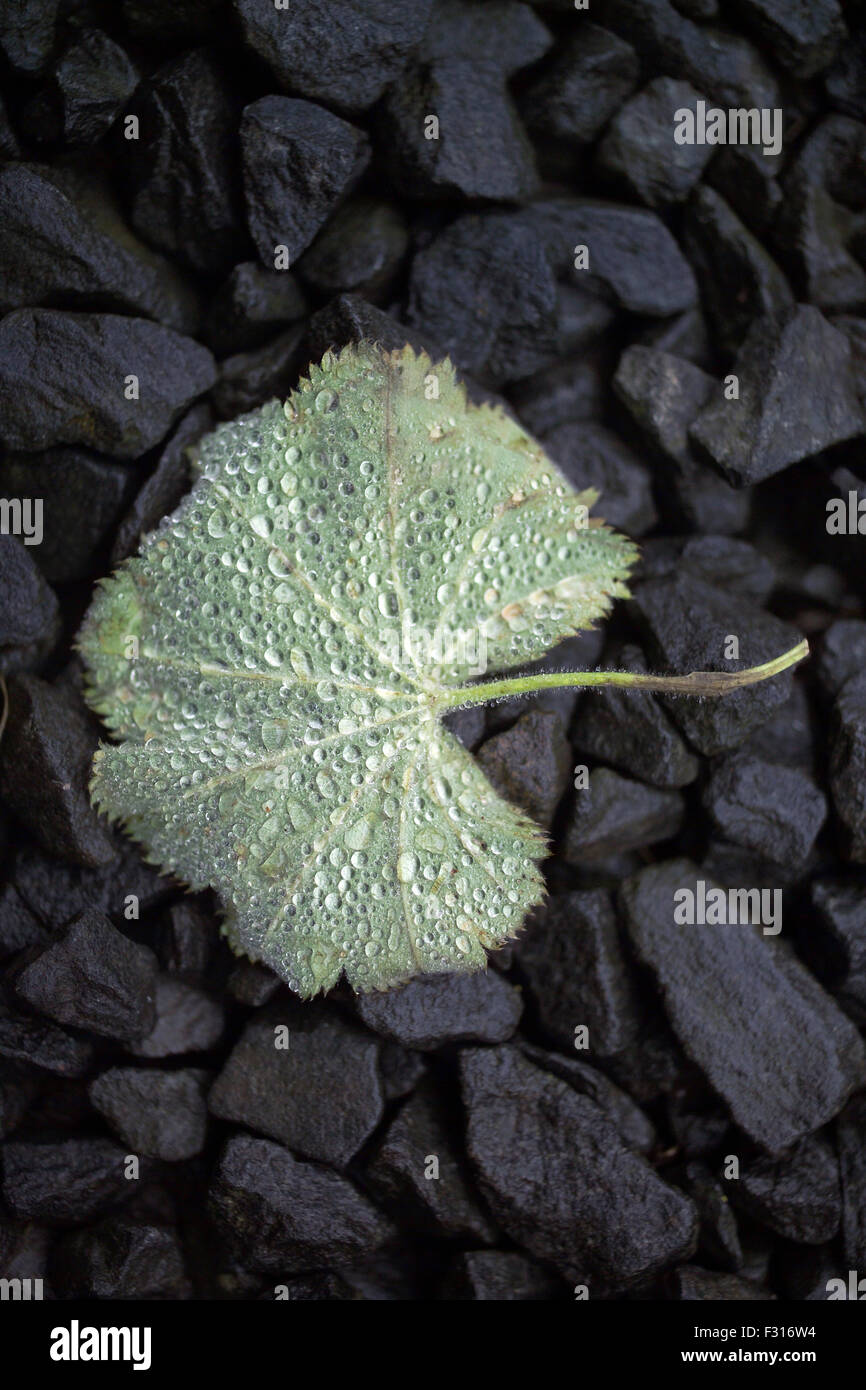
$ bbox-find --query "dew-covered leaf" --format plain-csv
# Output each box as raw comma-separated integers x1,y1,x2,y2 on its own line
78,343,637,996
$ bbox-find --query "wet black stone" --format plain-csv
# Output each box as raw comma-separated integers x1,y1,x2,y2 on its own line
817,620,866,701
694,307,866,486
0,675,116,866
89,1067,208,1161
630,575,800,756
598,78,711,208
212,324,306,419
703,755,827,867
0,0,59,74
0,165,199,329
574,645,700,788
225,959,281,1008
129,977,224,1059
366,1077,496,1241
10,839,173,934
519,24,638,148
838,1092,866,1269
614,346,750,533
599,0,780,110
0,309,217,459
209,1005,383,1167
685,1162,743,1271
729,0,845,78
440,1250,562,1300
0,448,134,584
306,295,442,366
297,199,408,302
15,910,158,1041
241,96,370,267
52,1217,189,1299
540,423,658,536
521,1042,656,1153
378,1041,427,1101
811,877,866,1021
683,187,794,356
476,710,572,830
154,900,213,979
356,969,523,1050
0,535,60,672
531,197,697,317
672,1266,775,1299
732,1137,841,1243
637,536,775,605
233,0,433,113
406,212,559,385
0,994,93,1077
110,403,212,566
204,264,307,358
209,1134,392,1274
621,859,866,1153
2,1137,137,1224
122,50,245,276
562,768,684,864
31,28,139,146
424,0,551,73
830,672,866,862
460,1045,697,1291
511,357,608,434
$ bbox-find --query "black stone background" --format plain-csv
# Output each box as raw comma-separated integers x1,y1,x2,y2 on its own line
0,0,866,1302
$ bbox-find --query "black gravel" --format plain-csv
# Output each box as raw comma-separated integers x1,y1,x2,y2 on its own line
1,0,866,1306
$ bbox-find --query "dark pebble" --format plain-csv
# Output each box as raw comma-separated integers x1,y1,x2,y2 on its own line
476,710,572,830
519,24,638,148
511,357,608,434
225,959,280,1007
672,1266,775,1299
2,1137,137,1224
0,994,93,1077
598,78,712,207
0,0,59,74
685,1161,743,1271
15,910,158,1041
52,1217,188,1299
298,199,409,301
0,535,59,672
811,877,866,1021
460,1045,697,1291
0,309,217,459
10,839,172,934
110,403,212,566
817,619,866,700
830,672,866,862
89,1067,208,1161
204,263,307,358
378,1041,427,1102
440,1250,562,1301
209,1004,383,1167
521,1042,656,1153
562,767,684,863
240,95,370,268
31,28,140,146
637,536,775,604
621,859,866,1153
0,882,48,961
209,1133,392,1274
356,968,523,1050
540,422,658,536
212,324,305,419
128,977,224,1058
702,755,827,867
731,0,845,78
838,1092,866,1269
731,1137,841,1244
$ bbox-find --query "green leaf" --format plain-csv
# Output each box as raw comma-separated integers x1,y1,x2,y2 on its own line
78,343,637,996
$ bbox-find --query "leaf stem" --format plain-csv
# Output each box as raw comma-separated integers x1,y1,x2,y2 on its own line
440,637,810,711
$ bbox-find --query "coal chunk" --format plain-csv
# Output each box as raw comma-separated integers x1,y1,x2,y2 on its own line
2,1138,135,1224
10,839,173,934
154,900,213,980
209,1006,383,1167
685,1161,743,1270
0,996,93,1077
0,310,216,459
210,1134,391,1274
440,1250,561,1300
811,877,866,1021
0,0,59,74
683,186,794,355
33,28,140,145
15,910,158,1041
52,1218,188,1299
0,535,59,672
0,166,198,333
574,645,700,788
122,50,245,276
241,96,370,267
460,1045,697,1290
729,0,845,78
0,883,48,961
212,324,305,419
521,1043,656,1153
630,575,800,756
732,1137,841,1243
234,0,433,113
0,675,116,865
89,1067,208,1161
298,200,408,303
830,673,866,862
128,977,224,1058
367,1078,496,1241
818,620,866,700
476,710,572,830
519,24,638,148
406,212,558,384
110,403,212,566
708,146,784,239
204,263,307,358
0,449,134,584
691,307,866,486
563,768,683,863
598,78,712,207
637,536,775,604
703,755,827,867
510,356,608,434
614,346,751,533
307,295,443,366
540,423,658,536
356,969,522,1050
621,860,866,1152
